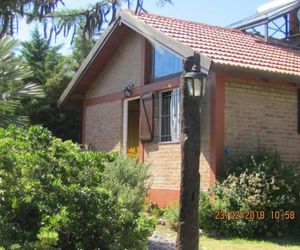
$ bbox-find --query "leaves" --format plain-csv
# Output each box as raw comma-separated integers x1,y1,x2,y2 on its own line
0,125,154,248
0,35,44,127
0,0,173,42
19,28,81,141
200,149,300,237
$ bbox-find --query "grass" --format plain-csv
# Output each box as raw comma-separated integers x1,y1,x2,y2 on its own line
199,236,300,250
155,225,300,250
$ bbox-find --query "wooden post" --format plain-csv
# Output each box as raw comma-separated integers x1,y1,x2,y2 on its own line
176,59,201,250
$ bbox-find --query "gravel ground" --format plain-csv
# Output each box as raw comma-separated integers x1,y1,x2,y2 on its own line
148,231,176,250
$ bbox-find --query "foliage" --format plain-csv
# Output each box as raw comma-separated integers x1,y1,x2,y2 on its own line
102,155,150,213
0,0,173,41
0,35,44,127
0,125,155,249
198,191,216,232
162,203,179,232
20,29,80,141
0,0,62,38
162,191,212,233
146,202,164,218
199,149,300,237
199,235,300,250
21,29,52,84
71,29,95,71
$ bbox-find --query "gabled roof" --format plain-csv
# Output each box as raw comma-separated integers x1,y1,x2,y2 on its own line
134,11,300,78
59,9,300,107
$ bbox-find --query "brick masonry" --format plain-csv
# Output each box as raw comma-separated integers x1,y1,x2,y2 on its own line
84,31,143,152
144,81,212,192
85,100,123,152
224,79,300,172
85,31,143,99
83,29,213,205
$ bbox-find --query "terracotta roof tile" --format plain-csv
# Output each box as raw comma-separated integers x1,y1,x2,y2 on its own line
131,12,300,77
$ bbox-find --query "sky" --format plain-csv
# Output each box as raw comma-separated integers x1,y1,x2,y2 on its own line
16,0,273,53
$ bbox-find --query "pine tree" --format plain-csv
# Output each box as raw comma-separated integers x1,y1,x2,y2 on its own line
21,29,49,84
72,29,96,71
0,0,172,41
20,30,80,141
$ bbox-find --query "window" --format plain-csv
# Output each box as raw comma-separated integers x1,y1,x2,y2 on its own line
152,45,182,81
159,88,180,142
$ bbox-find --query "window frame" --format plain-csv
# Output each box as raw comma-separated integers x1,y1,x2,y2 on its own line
151,45,182,83
158,88,181,143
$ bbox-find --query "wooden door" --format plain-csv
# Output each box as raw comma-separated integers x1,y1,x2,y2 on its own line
127,101,140,157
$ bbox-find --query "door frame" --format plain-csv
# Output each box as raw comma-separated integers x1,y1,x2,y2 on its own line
123,96,140,154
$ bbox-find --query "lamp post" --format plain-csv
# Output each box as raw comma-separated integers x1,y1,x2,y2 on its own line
176,54,207,250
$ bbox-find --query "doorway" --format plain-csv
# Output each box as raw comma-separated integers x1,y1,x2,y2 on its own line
123,97,140,157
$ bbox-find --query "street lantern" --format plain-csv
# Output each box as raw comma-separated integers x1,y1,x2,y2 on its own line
176,55,209,250
185,64,207,97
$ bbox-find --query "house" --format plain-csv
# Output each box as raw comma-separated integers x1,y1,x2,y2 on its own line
59,6,300,207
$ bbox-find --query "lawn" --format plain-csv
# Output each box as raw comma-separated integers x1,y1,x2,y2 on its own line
199,236,300,250
155,225,300,250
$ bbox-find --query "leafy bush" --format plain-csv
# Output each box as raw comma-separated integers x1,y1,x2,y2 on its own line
163,203,179,231
162,192,213,233
199,149,300,237
102,155,150,213
0,125,155,249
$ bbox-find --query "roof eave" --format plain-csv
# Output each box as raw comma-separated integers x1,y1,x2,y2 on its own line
58,15,122,108
212,61,300,85
119,10,211,74
58,10,213,108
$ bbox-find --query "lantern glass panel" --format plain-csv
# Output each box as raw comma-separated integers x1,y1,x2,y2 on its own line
193,78,202,97
201,78,207,96
187,78,194,96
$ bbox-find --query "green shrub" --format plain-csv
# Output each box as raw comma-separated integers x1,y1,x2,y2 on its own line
102,155,150,213
199,149,300,237
0,125,155,249
163,203,179,231
199,191,217,233
163,191,211,233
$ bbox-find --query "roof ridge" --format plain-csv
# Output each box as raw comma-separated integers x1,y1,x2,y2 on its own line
127,9,300,50
121,8,300,80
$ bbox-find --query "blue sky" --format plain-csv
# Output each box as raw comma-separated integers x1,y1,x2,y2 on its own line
16,0,272,53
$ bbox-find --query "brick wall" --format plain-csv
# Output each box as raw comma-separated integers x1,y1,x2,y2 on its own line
85,100,122,152
83,29,213,197
84,31,143,151
85,31,143,98
144,142,181,189
144,82,212,191
199,79,211,190
224,79,300,171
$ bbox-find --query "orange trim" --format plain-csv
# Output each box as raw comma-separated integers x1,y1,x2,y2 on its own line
84,92,123,106
136,77,180,94
146,188,180,207
82,105,87,145
139,142,144,163
84,77,181,107
209,72,296,185
138,38,147,163
210,72,225,184
140,37,146,85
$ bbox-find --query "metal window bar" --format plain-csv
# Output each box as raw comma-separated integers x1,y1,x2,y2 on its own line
159,89,181,142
